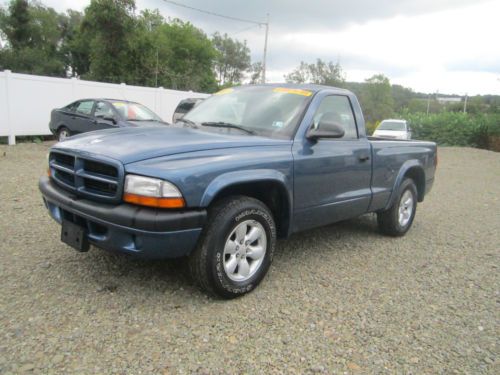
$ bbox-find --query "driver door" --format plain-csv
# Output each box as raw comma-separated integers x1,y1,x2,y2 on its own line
292,94,372,231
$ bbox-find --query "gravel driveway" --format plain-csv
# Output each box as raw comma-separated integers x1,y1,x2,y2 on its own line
0,143,498,374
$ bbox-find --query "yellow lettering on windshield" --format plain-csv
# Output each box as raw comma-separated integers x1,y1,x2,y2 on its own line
273,87,313,96
214,88,234,95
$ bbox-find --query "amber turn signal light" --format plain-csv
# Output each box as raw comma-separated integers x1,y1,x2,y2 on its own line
123,193,185,208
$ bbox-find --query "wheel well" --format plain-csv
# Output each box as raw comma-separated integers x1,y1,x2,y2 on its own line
210,181,291,238
404,167,425,202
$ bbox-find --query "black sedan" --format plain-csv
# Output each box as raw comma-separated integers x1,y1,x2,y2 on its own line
49,99,168,141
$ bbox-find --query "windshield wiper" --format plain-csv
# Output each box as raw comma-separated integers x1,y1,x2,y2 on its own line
201,121,255,135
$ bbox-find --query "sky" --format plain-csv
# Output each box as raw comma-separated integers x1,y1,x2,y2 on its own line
39,0,500,95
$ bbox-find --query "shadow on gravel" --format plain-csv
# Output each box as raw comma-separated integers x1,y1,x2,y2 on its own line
52,213,380,298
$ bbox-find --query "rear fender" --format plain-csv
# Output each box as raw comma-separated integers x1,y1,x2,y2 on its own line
384,160,425,210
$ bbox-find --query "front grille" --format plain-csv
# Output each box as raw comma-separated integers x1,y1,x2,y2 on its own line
84,159,118,178
55,169,75,186
54,153,75,168
83,178,116,196
49,151,122,202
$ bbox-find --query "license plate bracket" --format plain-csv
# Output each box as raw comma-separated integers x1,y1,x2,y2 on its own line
61,220,90,252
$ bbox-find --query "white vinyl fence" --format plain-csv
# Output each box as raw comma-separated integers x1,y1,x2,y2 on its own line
0,70,208,145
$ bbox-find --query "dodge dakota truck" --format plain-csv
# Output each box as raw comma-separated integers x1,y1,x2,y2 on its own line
39,84,437,298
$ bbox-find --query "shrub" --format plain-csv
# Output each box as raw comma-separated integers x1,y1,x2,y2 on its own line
403,112,500,149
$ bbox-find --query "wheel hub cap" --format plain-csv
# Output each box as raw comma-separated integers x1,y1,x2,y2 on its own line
398,190,414,227
223,220,267,282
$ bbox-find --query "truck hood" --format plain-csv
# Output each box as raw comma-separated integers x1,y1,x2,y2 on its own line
126,120,169,127
52,126,289,164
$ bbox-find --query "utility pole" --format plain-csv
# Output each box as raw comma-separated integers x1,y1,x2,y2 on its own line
463,93,468,113
261,13,269,84
426,93,431,115
155,49,159,87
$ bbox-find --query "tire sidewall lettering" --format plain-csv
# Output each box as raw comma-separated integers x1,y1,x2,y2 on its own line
213,207,275,295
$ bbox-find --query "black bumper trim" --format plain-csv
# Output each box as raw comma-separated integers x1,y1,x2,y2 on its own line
39,176,206,232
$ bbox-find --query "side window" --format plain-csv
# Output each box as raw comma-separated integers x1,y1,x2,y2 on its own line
312,95,358,139
94,101,114,118
75,100,94,116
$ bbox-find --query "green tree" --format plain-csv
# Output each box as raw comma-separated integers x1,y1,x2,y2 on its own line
284,59,345,87
159,20,217,91
0,0,31,49
60,10,89,77
128,13,217,91
81,0,136,82
0,0,239,92
249,62,263,84
0,0,67,76
284,61,309,83
359,74,394,123
391,84,414,112
212,32,251,86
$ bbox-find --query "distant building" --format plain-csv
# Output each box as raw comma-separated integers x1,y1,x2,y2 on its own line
436,97,462,104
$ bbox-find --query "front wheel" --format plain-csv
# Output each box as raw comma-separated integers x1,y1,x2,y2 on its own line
57,127,71,142
377,178,418,236
189,196,276,299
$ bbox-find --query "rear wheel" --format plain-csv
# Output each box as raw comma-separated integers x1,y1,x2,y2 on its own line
377,178,418,236
57,127,71,142
189,196,276,299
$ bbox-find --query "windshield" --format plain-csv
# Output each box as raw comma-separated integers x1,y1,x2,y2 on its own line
182,86,314,138
378,121,406,131
111,101,162,121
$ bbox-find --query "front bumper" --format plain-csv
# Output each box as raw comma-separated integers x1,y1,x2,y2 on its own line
39,176,206,259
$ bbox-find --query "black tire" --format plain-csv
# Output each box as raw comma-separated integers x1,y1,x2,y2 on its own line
189,195,276,299
57,126,71,142
377,178,418,237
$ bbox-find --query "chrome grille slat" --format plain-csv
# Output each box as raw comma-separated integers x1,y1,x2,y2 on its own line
75,170,118,185
50,161,75,174
49,151,123,202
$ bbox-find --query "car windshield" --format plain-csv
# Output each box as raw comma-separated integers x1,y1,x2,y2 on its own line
378,121,406,131
182,86,314,138
111,101,162,121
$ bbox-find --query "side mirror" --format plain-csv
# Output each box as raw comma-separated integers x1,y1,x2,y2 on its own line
98,115,117,124
306,120,345,140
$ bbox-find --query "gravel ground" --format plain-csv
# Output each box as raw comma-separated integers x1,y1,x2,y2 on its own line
0,143,498,374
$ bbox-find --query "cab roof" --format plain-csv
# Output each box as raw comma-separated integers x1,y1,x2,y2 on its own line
240,83,352,95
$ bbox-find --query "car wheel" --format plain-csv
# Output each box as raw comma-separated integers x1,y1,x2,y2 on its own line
57,127,71,142
377,178,418,236
189,195,276,299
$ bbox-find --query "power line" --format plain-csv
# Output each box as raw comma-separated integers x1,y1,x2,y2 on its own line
161,0,266,26
233,24,260,35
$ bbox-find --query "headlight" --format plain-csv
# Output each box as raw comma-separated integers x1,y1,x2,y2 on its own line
123,175,185,208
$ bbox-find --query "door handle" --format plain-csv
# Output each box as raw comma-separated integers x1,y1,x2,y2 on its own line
359,155,370,162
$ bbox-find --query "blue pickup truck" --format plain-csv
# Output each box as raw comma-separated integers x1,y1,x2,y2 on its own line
39,84,437,298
